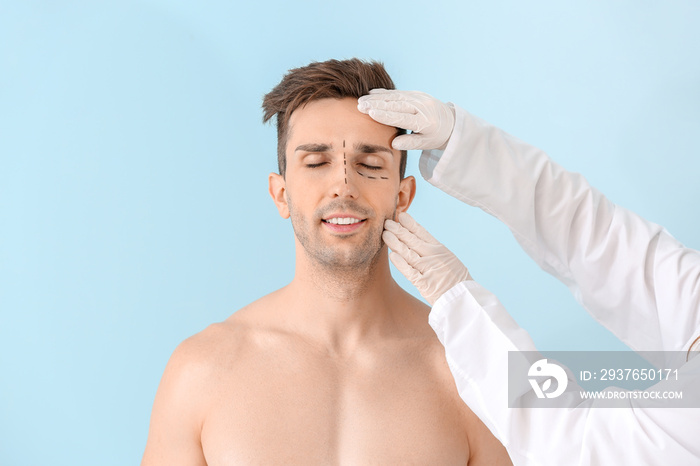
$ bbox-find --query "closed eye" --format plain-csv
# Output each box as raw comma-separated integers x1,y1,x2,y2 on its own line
306,162,328,168
358,163,382,171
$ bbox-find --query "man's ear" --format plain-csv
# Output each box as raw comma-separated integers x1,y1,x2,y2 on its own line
268,172,290,219
395,175,416,216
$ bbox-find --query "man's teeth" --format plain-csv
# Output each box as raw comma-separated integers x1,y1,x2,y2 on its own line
325,217,363,225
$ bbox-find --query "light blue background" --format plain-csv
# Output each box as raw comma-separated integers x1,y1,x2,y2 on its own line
1,1,699,464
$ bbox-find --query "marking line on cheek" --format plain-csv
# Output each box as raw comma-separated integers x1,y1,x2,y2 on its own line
343,139,390,181
343,140,347,184
356,170,377,180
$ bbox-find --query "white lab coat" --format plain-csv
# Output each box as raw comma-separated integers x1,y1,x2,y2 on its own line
421,105,700,465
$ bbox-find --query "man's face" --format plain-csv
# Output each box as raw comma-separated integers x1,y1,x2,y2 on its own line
269,97,415,270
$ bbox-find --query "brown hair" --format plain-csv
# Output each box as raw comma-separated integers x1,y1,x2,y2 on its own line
262,58,407,178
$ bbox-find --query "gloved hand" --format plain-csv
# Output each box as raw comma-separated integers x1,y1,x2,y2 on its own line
383,212,471,306
357,89,456,151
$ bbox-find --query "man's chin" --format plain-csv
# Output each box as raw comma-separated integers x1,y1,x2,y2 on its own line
309,244,384,271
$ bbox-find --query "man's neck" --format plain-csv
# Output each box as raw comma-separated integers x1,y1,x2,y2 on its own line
282,247,411,356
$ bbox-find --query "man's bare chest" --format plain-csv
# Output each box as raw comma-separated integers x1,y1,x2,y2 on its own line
199,339,470,465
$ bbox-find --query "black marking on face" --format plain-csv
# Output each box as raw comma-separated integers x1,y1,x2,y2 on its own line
355,170,378,180
345,139,389,181
355,170,389,180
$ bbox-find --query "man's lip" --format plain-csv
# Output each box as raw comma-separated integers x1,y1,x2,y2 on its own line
321,213,367,221
322,217,367,233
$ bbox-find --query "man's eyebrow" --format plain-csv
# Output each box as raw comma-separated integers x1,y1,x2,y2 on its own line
294,143,333,153
353,142,394,157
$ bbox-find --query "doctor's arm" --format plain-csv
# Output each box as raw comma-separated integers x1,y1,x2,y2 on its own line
361,90,700,353
383,213,700,465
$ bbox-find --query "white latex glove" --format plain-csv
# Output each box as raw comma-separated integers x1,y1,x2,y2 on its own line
357,89,456,151
383,212,471,306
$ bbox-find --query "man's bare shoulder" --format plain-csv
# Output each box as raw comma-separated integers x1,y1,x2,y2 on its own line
173,295,269,365
385,287,435,342
142,294,289,465
173,285,433,374
171,289,290,371
159,324,240,399
400,289,432,318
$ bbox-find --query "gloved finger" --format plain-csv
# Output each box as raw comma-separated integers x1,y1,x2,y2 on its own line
366,109,422,131
397,212,440,245
382,230,424,270
391,134,420,151
385,217,419,246
392,133,430,151
385,218,436,259
357,100,371,114
389,251,423,284
362,99,417,114
367,88,409,99
358,91,391,112
358,92,396,109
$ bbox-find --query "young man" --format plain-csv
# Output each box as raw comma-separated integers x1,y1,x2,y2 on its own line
141,59,511,465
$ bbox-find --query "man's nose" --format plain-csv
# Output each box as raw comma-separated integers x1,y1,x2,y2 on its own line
329,158,359,199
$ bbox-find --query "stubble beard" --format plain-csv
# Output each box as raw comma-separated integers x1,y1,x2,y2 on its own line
288,196,394,278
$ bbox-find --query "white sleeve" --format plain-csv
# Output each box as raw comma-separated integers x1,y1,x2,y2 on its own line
420,105,700,353
430,280,700,466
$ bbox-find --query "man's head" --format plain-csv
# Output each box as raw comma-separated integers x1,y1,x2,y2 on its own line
263,59,415,272
262,58,407,178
